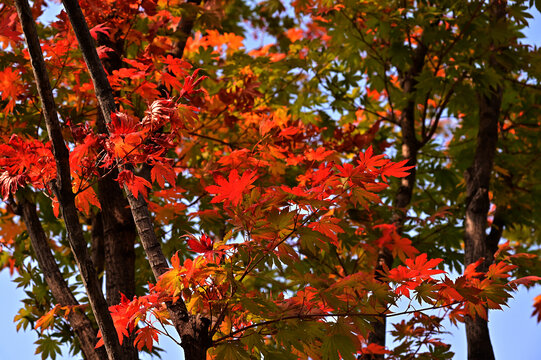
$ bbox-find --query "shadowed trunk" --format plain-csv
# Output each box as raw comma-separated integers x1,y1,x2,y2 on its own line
463,84,502,360
172,0,203,60
91,212,105,282
60,0,212,357
94,28,139,359
463,2,506,359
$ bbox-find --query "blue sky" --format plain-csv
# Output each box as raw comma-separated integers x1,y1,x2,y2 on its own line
1,3,541,360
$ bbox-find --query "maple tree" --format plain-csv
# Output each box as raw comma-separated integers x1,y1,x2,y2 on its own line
1,0,541,360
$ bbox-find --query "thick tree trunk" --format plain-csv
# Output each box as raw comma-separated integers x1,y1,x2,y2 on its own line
94,30,139,358
17,197,107,360
97,170,139,359
13,1,123,358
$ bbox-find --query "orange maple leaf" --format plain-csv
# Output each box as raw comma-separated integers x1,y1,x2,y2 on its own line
205,169,258,206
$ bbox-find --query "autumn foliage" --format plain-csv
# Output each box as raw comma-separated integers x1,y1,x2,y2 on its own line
1,0,541,360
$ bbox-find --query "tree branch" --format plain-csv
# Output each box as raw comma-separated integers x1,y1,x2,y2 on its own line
214,301,463,343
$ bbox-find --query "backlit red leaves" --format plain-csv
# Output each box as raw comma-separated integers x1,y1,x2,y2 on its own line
308,217,344,246
379,159,414,182
205,169,258,206
486,261,517,280
0,67,24,113
89,23,111,40
463,258,484,279
116,170,152,199
108,112,145,159
0,135,56,199
0,172,28,200
186,233,213,253
374,224,419,261
387,253,444,298
96,293,161,351
142,99,181,131
134,326,159,351
185,234,229,263
150,161,176,188
358,146,414,182
179,68,207,99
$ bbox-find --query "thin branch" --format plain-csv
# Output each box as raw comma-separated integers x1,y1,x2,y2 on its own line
214,301,463,343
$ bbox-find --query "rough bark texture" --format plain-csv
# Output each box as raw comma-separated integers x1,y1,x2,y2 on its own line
98,173,137,306
463,88,501,360
17,197,107,360
61,0,212,357
90,212,105,283
463,2,506,360
13,1,123,358
97,169,139,359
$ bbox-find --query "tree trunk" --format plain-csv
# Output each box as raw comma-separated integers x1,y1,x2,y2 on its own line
94,31,139,358
171,0,202,59
463,2,506,359
463,90,501,360
60,0,212,357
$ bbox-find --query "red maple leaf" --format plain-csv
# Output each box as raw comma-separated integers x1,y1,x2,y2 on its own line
205,169,258,206
150,161,176,188
186,233,214,253
179,69,207,99
358,146,388,171
379,159,414,182
116,170,152,199
89,23,111,40
134,326,159,351
184,234,227,262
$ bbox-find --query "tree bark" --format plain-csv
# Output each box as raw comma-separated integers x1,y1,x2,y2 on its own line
463,87,501,360
463,2,506,359
17,197,107,360
60,0,212,357
90,211,105,284
13,1,123,358
94,30,139,358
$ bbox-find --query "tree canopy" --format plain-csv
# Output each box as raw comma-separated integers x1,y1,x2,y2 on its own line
1,0,541,359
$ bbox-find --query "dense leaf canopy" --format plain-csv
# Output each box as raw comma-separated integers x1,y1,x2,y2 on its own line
0,1,541,359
